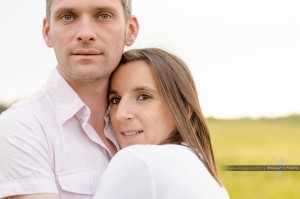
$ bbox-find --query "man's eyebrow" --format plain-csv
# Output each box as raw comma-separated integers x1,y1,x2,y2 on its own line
95,7,118,13
53,7,75,16
53,6,118,15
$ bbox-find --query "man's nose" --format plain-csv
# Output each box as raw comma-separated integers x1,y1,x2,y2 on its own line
76,17,96,42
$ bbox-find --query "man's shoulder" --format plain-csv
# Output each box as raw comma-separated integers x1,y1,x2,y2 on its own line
0,87,51,130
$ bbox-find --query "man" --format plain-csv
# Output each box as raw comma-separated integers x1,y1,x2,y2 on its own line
0,0,139,198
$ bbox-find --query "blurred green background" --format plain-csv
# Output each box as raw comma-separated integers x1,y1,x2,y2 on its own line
208,115,300,199
1,104,299,198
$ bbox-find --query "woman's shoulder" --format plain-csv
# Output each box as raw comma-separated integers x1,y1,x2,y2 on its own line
117,144,190,156
106,145,230,199
112,144,194,166
108,144,193,177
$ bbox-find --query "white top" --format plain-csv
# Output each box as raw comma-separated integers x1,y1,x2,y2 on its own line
93,144,230,199
0,68,118,199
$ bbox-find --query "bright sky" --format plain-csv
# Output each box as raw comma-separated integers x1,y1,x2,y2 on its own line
0,0,299,118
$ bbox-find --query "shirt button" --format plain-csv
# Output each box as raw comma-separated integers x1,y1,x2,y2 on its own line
80,118,85,123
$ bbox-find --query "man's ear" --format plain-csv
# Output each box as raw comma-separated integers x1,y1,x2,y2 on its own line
42,18,53,48
125,15,139,46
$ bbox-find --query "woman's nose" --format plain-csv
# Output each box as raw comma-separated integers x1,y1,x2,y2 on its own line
114,100,134,121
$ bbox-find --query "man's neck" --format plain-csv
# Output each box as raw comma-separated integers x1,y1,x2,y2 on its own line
69,78,109,131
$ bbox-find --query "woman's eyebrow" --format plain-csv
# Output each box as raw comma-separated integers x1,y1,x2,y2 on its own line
132,86,158,94
109,86,157,94
108,90,118,96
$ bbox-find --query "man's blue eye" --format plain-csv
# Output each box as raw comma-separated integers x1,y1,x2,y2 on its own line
99,13,111,20
61,14,73,21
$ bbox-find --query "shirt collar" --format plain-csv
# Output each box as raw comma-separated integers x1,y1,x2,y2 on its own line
45,67,85,124
104,107,120,151
45,68,118,150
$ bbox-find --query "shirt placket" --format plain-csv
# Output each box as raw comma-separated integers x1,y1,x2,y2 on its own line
77,106,116,157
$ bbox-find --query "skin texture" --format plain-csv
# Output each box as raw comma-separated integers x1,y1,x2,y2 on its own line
5,0,139,199
109,61,177,148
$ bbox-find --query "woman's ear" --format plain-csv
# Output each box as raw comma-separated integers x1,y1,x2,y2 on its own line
125,15,139,46
42,18,53,48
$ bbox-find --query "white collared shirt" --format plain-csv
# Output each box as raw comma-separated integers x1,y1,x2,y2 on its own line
0,68,118,199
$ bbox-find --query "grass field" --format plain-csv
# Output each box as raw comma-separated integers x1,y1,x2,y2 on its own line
207,115,300,199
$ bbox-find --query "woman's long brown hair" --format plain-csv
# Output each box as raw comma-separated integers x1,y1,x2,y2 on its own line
117,48,221,185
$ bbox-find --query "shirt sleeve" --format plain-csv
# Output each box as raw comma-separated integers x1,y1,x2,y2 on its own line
0,109,58,198
93,147,156,199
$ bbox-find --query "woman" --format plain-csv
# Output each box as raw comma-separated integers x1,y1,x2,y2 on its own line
93,48,230,199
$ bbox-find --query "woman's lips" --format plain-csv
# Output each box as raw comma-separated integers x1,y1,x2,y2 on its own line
121,130,143,136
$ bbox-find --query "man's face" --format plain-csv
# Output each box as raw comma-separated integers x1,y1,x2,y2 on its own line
43,0,138,84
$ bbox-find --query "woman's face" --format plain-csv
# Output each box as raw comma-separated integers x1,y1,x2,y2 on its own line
109,60,176,148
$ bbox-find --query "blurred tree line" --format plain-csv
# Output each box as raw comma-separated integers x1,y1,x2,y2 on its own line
0,103,10,114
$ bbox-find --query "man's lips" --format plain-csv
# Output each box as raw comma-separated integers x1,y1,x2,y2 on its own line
71,49,102,56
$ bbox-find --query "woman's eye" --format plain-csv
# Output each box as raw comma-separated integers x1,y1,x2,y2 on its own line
138,94,151,101
110,98,120,104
